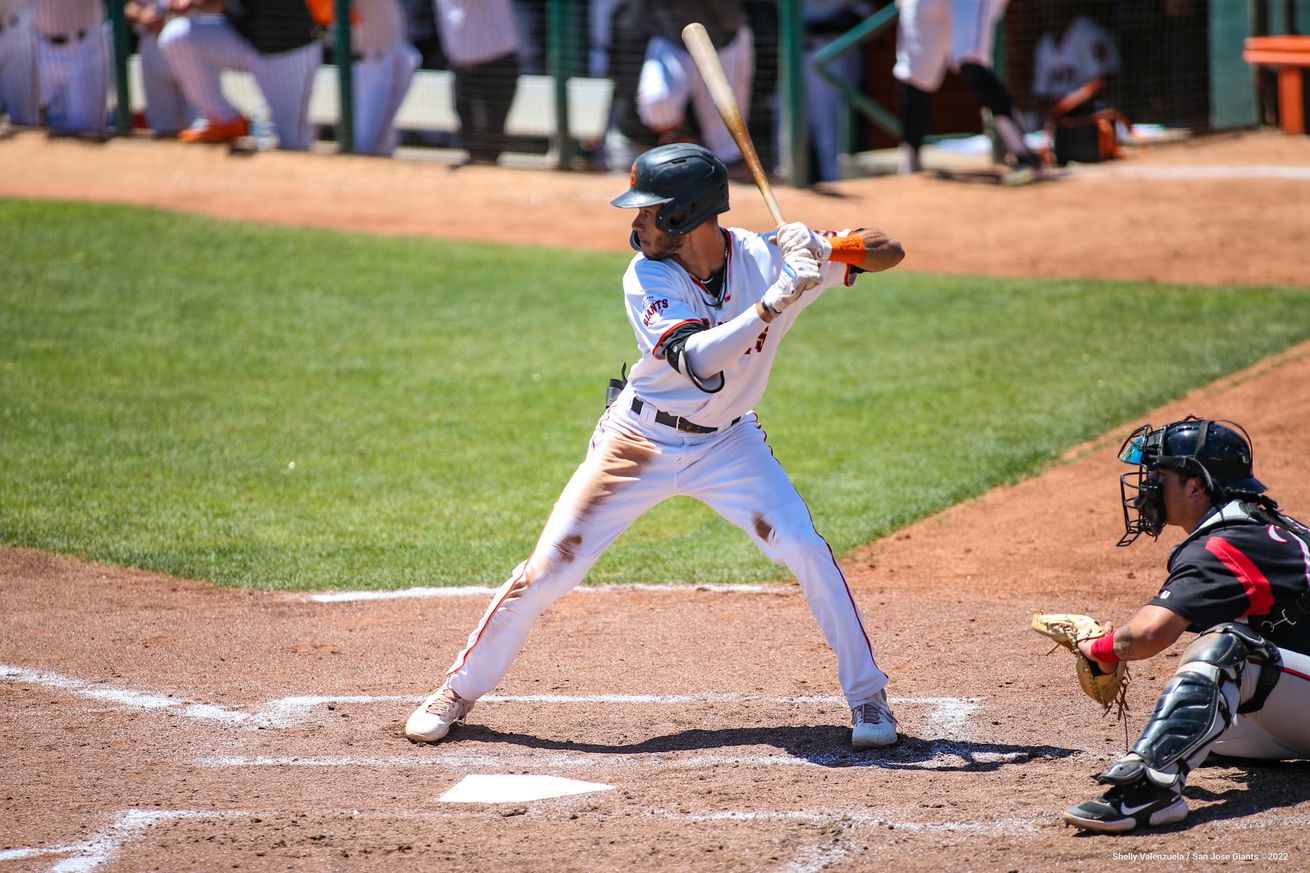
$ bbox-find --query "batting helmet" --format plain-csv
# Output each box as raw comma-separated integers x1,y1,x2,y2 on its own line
610,143,729,235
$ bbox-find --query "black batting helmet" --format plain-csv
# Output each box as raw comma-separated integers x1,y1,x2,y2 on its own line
610,143,729,235
1116,415,1266,545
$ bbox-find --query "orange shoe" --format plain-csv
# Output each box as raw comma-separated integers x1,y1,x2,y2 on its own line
179,115,249,144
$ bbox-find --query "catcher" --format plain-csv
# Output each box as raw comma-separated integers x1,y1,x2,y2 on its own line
1041,416,1310,833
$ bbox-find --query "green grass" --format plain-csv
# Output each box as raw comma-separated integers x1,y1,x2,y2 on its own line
3,199,1309,590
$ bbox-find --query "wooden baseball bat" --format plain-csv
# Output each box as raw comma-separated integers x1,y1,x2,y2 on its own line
681,22,786,228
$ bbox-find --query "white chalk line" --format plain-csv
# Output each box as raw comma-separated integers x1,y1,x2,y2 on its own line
9,804,1309,868
306,582,788,603
1,663,979,733
202,742,1029,772
0,809,245,873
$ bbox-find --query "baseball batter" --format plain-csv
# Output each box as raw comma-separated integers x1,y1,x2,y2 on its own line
893,0,1041,179
407,142,906,750
31,0,110,134
0,0,38,127
1061,417,1310,833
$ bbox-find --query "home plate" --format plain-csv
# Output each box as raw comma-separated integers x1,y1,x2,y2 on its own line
438,774,615,804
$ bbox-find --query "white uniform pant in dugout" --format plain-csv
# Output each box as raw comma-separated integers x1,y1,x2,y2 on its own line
444,395,889,707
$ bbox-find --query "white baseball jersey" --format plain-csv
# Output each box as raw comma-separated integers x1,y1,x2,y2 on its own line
433,0,518,67
893,0,1009,92
623,227,852,428
0,0,39,126
439,225,889,712
1032,15,1120,101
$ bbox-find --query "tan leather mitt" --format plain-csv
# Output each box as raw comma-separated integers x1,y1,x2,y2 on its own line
1031,613,1129,716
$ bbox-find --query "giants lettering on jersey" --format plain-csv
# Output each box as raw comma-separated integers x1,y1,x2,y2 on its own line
641,297,669,326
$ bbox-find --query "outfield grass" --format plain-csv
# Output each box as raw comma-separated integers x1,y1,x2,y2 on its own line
3,199,1308,590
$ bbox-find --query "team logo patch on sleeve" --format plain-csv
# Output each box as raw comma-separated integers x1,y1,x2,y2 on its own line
641,298,669,326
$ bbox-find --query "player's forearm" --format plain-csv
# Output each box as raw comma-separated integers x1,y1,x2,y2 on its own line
826,230,905,273
682,305,770,381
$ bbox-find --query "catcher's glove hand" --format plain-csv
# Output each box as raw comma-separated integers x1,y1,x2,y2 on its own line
1031,613,1129,717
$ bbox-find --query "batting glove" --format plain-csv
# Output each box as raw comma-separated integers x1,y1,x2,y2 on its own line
777,221,832,261
760,251,822,316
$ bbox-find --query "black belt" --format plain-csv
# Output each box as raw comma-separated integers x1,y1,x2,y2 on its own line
44,29,87,45
632,397,738,434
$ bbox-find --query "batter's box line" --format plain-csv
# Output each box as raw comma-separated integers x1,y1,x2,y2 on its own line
0,809,246,873
0,663,980,734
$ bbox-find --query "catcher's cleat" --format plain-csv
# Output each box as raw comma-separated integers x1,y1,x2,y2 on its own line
1062,781,1188,833
179,115,249,144
405,683,474,743
851,689,899,749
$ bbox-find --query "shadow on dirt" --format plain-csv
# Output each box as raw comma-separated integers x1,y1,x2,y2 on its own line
454,724,1078,771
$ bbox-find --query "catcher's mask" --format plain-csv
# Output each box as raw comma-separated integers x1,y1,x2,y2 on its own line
1116,415,1265,546
611,142,729,249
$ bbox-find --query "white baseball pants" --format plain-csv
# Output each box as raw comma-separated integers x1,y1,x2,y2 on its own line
158,14,319,150
444,400,889,708
351,40,418,155
0,5,39,126
1212,647,1310,760
36,21,109,133
137,31,195,135
893,0,1009,92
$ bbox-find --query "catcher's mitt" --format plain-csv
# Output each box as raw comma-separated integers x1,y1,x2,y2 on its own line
1031,613,1129,717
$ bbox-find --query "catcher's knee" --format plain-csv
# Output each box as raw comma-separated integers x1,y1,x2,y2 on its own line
1128,623,1277,784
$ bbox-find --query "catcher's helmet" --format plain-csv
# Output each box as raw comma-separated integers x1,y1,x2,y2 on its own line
610,143,730,236
1115,416,1265,545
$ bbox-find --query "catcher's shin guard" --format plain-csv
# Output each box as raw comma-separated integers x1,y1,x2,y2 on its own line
1108,623,1279,788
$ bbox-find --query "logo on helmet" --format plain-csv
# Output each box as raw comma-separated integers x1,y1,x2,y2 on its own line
610,143,730,237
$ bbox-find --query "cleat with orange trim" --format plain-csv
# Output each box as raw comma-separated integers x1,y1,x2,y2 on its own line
179,115,250,144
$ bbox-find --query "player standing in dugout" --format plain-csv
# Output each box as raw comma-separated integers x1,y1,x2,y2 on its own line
406,142,907,750
1060,417,1310,832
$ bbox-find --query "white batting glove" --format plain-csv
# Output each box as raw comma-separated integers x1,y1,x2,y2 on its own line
760,251,822,316
777,221,832,261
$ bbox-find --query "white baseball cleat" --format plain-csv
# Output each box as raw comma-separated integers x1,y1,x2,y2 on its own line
405,682,475,743
851,689,899,749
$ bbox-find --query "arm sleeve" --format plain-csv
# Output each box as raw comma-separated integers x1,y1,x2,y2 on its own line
681,304,769,384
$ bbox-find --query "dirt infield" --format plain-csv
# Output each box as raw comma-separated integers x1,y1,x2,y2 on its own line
3,129,1310,871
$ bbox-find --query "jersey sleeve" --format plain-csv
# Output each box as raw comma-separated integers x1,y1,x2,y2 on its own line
1148,537,1269,632
622,260,708,360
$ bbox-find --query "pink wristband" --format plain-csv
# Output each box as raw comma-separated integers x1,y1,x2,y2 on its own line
1088,631,1119,664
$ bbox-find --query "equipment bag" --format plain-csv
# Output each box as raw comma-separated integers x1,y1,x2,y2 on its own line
1046,78,1131,166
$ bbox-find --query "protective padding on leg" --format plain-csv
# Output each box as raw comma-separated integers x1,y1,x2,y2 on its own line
1129,625,1255,780
958,63,1014,119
